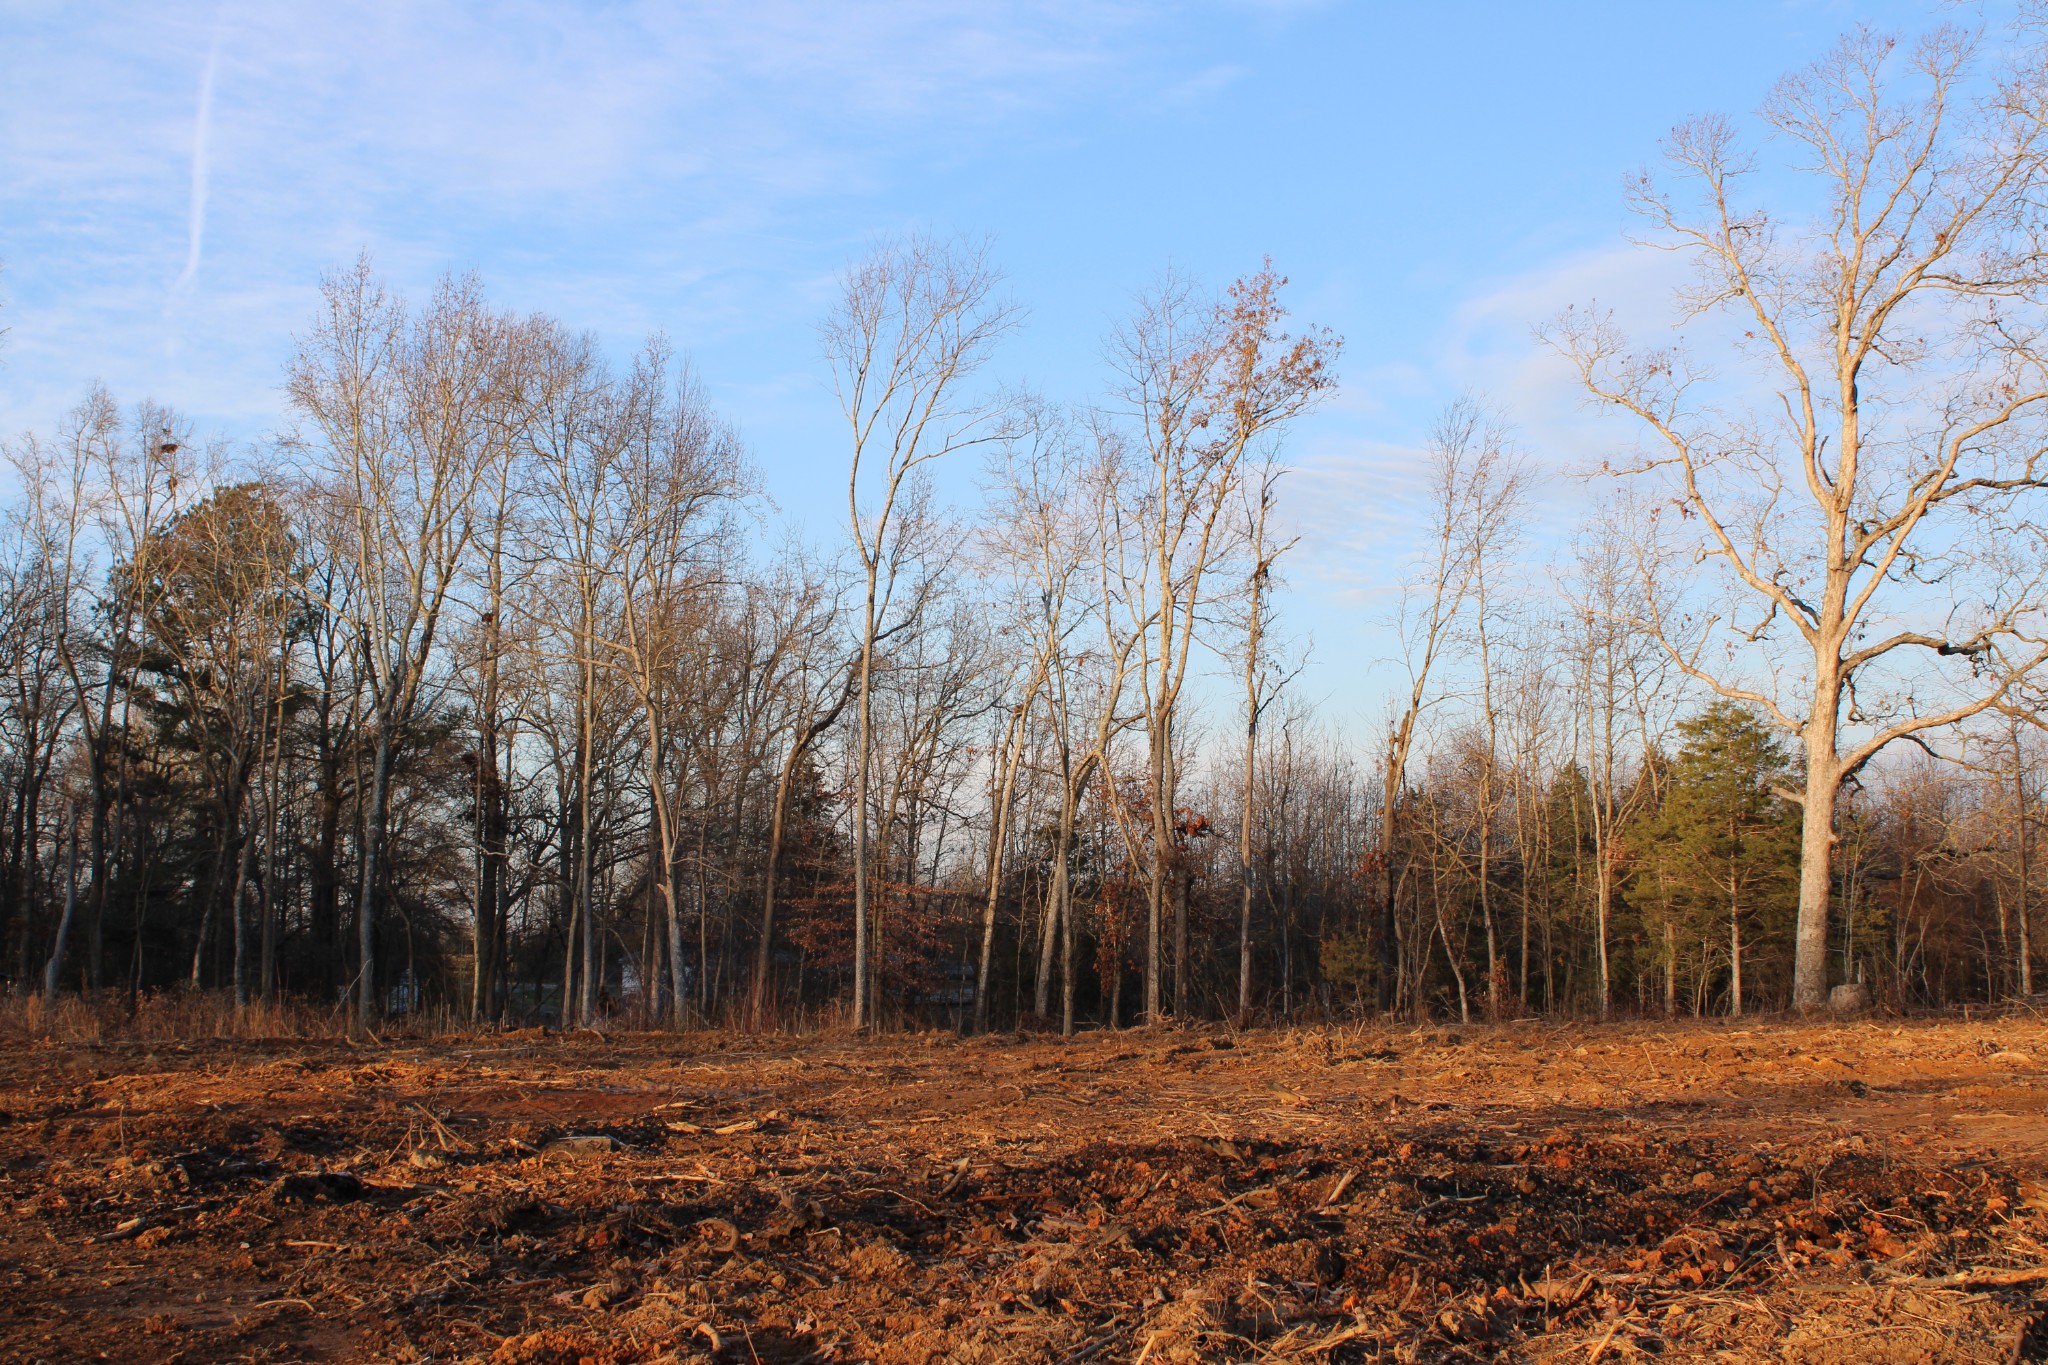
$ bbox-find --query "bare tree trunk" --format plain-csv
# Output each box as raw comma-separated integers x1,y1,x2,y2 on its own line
754,750,800,1028
648,758,686,1030
259,790,279,1006
1236,734,1256,1022
470,628,503,1023
1235,508,1275,1021
1592,848,1612,1023
1793,693,1841,1013
40,808,77,1016
1728,883,1743,1018
356,726,396,1028
258,648,289,1006
2016,720,2034,998
694,819,711,1020
1517,789,1533,1010
852,593,877,1031
191,802,234,989
1430,868,1469,1024
1147,734,1169,1023
974,701,1031,1032
1060,831,1076,1037
557,796,578,1025
1035,774,1082,1020
666,835,687,1028
230,813,255,1007
472,762,497,1022
1378,744,1404,1013
1173,865,1189,1019
1663,921,1676,1018
1473,565,1503,1021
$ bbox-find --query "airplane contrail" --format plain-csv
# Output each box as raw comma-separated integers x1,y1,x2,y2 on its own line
176,16,225,291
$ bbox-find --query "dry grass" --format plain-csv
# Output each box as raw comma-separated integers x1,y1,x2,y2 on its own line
7,985,2040,1048
7,990,362,1042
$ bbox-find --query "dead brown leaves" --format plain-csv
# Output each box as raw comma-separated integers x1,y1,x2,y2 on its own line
1,1018,2047,1362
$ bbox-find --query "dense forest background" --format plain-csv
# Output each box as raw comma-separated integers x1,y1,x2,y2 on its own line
9,20,2048,1032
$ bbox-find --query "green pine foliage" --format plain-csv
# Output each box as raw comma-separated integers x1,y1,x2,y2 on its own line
1632,703,1801,1015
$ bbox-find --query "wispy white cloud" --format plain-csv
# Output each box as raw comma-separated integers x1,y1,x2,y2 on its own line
175,11,224,292
1158,64,1246,108
1434,241,1694,470
1271,237,1701,715
1,0,1234,442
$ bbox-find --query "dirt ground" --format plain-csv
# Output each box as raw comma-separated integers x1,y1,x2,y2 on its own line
6,1015,2048,1364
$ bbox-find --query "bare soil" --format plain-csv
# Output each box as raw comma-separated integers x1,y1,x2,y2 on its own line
7,1014,2048,1364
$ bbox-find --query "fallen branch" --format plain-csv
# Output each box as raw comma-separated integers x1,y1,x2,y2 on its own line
1884,1265,2048,1290
1051,1313,1128,1365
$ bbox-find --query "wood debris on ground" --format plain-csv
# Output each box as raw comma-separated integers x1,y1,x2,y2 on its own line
4,1015,2048,1363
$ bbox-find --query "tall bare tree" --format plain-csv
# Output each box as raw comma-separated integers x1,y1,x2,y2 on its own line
825,236,1013,1030
522,324,626,1029
1377,400,1498,1013
750,558,856,1029
1233,456,1298,1019
974,403,1096,1030
1,437,87,993
1548,23,2048,1009
1566,496,1671,1019
1459,425,1528,1020
457,394,524,1023
290,261,511,1026
1113,264,1335,1021
1034,427,1143,1033
39,393,193,992
599,345,749,1027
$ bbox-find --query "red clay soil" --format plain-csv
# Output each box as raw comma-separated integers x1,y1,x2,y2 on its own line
6,1015,2048,1364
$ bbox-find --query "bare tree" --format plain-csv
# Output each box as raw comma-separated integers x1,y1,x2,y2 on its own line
0,441,85,996
1498,617,1563,1011
1459,424,1529,1020
522,323,627,1029
1112,264,1335,1021
599,346,749,1027
1950,716,2040,998
39,804,77,1017
40,393,193,993
1035,426,1143,1033
825,236,1014,1030
1566,496,1671,1019
1547,24,2048,1009
457,392,525,1022
1233,456,1299,1019
2008,716,2036,997
973,402,1098,1030
1377,400,1497,1013
289,260,511,1026
750,557,856,1029
968,643,1045,1035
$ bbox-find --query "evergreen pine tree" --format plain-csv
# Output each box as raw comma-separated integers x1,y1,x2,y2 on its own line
1639,703,1801,1015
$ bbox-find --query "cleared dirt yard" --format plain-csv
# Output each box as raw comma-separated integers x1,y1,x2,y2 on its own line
6,1015,2048,1364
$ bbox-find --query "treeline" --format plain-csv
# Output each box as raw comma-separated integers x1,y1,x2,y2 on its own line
0,251,1355,1031
1325,403,2048,1021
8,18,2048,1031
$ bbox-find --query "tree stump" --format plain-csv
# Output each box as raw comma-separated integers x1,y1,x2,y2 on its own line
1828,982,1873,1014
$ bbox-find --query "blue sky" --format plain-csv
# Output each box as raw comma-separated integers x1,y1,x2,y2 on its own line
0,0,1965,730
